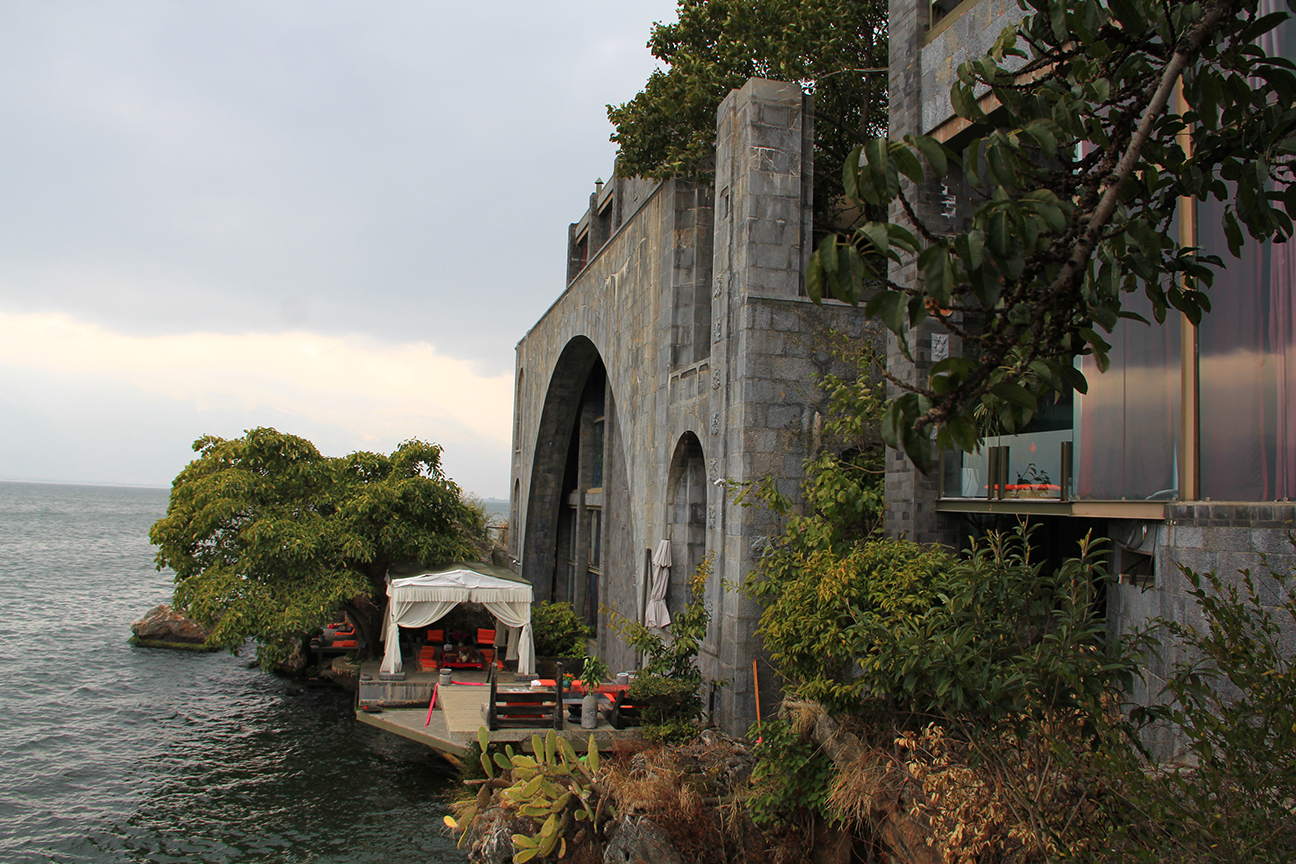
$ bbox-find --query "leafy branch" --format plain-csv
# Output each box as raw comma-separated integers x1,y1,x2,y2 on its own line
808,0,1296,470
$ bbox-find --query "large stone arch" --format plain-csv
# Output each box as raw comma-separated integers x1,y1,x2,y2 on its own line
521,335,630,637
523,337,600,600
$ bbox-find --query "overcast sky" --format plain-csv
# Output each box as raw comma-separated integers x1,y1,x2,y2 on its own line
0,0,679,498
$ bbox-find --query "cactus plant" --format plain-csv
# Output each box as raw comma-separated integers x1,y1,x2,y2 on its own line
445,726,610,861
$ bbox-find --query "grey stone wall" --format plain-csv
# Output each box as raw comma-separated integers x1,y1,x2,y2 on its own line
1109,504,1296,756
921,0,1027,133
513,78,871,736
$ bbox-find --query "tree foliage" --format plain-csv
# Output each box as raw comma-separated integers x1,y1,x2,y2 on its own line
608,0,888,225
808,0,1296,470
149,428,481,667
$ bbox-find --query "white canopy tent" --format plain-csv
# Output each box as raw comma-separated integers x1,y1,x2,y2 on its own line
378,565,536,676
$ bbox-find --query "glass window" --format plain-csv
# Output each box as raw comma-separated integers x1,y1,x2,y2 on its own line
1197,199,1296,500
588,509,601,570
1074,287,1182,500
590,417,604,489
940,393,1074,499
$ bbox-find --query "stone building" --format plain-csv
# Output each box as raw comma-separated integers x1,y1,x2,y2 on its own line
508,78,872,736
888,0,1296,753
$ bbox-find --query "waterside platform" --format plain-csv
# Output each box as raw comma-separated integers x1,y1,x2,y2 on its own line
353,662,642,762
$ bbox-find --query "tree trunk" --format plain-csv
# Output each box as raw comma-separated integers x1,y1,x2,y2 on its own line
345,599,383,660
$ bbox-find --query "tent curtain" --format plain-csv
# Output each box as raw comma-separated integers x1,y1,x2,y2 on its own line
645,539,672,629
379,598,457,675
481,601,535,675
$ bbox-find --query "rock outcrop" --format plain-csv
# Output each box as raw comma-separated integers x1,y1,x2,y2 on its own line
130,604,213,649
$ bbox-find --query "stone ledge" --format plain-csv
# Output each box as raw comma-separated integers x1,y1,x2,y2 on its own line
1168,502,1296,529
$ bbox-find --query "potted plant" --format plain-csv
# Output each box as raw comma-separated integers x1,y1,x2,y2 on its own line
579,655,610,730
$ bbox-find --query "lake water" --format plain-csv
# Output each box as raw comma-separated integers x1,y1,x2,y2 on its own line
0,481,464,863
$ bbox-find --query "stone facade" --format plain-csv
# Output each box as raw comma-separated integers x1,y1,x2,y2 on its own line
510,78,874,736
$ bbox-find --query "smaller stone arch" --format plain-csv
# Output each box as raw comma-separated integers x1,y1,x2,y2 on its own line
510,479,521,558
665,432,707,614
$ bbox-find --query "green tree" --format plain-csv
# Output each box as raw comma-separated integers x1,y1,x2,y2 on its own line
808,0,1296,470
608,0,888,226
149,428,481,667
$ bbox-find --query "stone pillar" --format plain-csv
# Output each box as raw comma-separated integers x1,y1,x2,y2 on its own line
709,78,814,735
884,0,958,547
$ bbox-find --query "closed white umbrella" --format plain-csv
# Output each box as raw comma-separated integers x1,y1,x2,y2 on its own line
645,539,672,628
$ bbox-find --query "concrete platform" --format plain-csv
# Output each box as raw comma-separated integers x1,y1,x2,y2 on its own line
354,662,642,762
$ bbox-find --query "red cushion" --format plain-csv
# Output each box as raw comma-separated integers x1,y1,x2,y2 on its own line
476,628,496,645
427,629,444,642
333,639,358,648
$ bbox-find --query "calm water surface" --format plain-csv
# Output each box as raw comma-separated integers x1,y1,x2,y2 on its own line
0,481,464,863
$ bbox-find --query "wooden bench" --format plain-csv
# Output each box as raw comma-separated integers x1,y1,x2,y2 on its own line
483,663,565,730
607,690,644,729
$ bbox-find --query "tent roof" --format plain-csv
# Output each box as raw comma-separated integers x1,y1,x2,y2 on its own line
387,559,528,585
388,562,532,604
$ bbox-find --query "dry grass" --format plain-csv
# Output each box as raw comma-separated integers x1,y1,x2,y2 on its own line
601,733,768,864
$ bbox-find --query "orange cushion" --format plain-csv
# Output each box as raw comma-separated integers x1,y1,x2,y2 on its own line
476,628,496,645
427,629,444,642
333,639,358,648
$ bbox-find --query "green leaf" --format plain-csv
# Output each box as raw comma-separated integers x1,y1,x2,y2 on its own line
989,382,1038,411
806,251,825,304
918,246,954,307
987,208,1010,258
859,222,890,259
1022,120,1060,159
892,144,925,185
908,135,950,177
842,144,862,202
865,290,908,334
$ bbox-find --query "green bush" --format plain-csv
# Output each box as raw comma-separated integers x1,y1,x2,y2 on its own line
531,601,592,659
755,525,1135,724
1101,563,1296,862
745,718,836,828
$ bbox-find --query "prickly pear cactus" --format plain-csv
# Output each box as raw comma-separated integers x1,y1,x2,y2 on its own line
444,727,612,862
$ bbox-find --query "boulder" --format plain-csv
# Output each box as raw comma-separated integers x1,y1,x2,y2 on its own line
274,639,309,675
130,604,213,649
603,817,682,864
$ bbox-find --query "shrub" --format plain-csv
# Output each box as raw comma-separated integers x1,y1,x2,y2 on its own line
531,601,592,659
1102,562,1296,862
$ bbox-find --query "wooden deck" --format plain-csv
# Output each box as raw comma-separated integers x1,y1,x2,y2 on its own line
353,662,642,762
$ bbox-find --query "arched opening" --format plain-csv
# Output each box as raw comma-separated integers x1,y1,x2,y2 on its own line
523,338,616,631
666,432,707,614
510,479,521,558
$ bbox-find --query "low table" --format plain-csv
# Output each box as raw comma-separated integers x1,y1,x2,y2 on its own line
441,647,483,669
